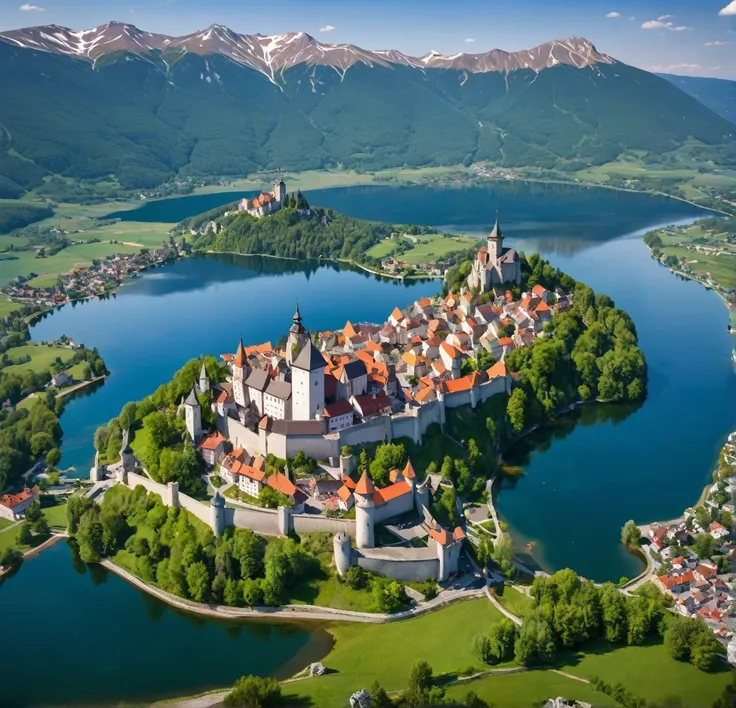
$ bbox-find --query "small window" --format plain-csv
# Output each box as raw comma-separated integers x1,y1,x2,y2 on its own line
315,381,318,386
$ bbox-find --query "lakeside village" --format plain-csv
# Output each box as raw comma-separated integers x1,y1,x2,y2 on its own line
87,218,556,585
0,241,183,313
628,430,736,660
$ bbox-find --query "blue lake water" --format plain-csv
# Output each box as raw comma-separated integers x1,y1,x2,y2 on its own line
30,182,736,584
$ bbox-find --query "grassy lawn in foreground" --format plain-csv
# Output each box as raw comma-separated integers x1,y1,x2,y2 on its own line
1,343,75,375
493,585,534,618
401,233,478,265
444,670,612,708
561,638,732,706
0,517,14,531
0,298,22,318
288,598,505,706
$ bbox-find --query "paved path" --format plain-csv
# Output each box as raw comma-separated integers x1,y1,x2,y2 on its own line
483,583,523,626
101,559,485,624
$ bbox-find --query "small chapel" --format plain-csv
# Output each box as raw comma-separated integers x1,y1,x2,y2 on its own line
467,216,521,292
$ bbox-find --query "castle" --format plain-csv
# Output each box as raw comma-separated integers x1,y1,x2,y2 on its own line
237,178,287,218
467,216,521,291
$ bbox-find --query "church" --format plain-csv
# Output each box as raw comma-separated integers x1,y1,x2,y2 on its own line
467,216,521,292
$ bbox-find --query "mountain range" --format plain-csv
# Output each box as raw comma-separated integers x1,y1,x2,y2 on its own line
0,21,733,195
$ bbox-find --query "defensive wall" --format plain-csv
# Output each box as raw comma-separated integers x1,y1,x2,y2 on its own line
355,546,439,582
218,375,510,460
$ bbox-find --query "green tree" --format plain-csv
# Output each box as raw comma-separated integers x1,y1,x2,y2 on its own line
620,520,641,547
368,680,393,708
224,675,281,708
369,442,406,487
507,388,527,433
45,447,61,467
514,612,557,665
0,548,22,568
373,579,408,614
118,402,138,430
76,509,104,562
492,533,515,577
487,618,518,663
599,583,628,644
30,431,54,457
18,521,33,545
81,362,93,381
693,533,717,560
186,561,210,602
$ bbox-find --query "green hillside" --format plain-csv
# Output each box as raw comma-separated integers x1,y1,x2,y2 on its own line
658,73,736,126
0,43,734,194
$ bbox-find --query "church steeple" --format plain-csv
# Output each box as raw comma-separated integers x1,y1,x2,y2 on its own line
489,211,503,241
487,211,503,263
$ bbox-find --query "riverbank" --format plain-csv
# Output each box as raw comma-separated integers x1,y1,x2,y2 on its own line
101,558,485,625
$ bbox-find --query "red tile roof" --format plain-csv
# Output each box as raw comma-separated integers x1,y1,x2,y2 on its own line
487,361,508,379
267,472,297,497
440,342,460,359
373,480,410,505
0,487,37,509
198,432,226,451
234,338,247,367
355,471,375,495
324,399,354,418
337,485,353,502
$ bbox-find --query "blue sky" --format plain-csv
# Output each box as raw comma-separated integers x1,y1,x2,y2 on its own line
2,0,736,78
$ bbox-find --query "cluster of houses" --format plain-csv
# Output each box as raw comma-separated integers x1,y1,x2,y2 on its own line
650,432,736,653
379,255,446,277
203,275,569,441
0,243,181,311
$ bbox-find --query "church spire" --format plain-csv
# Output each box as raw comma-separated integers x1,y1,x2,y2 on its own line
293,301,301,324
234,337,247,368
489,210,503,241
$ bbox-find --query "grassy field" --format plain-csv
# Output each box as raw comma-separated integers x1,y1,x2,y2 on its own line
493,585,534,618
0,517,13,531
663,246,736,288
444,670,611,707
366,232,477,265
0,240,142,286
290,573,377,613
1,343,76,375
288,598,505,706
0,298,22,317
0,500,67,554
91,221,174,248
561,639,732,706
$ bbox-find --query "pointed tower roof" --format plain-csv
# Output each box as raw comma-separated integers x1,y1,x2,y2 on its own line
199,360,208,379
234,337,247,367
292,341,327,371
355,470,375,496
489,213,503,241
184,386,198,406
293,301,302,324
402,459,417,480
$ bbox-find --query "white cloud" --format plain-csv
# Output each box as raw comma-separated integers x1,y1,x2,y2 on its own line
704,40,729,46
657,14,673,21
464,37,476,43
605,12,620,18
318,25,335,33
708,65,723,70
719,2,736,16
19,3,45,10
649,63,701,73
642,19,690,31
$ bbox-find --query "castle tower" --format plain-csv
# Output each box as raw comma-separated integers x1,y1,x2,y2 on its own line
183,386,202,442
211,490,225,536
286,303,309,366
274,178,286,205
232,337,249,408
198,360,210,394
291,340,327,420
487,214,503,265
354,471,376,549
333,531,352,576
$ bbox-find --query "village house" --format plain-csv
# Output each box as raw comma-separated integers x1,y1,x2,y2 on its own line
0,486,40,521
197,432,227,467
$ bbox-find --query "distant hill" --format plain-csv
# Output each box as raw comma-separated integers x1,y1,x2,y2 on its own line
657,73,736,126
0,22,734,194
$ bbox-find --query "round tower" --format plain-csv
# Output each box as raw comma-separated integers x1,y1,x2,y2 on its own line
354,470,376,549
121,444,136,473
333,531,352,576
211,490,226,537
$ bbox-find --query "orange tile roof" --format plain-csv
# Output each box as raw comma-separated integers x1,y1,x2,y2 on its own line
389,468,402,483
440,342,460,359
342,475,357,490
234,337,247,367
402,460,416,480
498,337,513,346
417,297,431,308
0,487,37,509
535,300,550,312
252,455,266,471
355,470,375,495
373,480,410,505
344,321,357,338
198,432,226,450
487,361,508,379
337,485,353,502
364,341,381,353
356,350,375,366
390,306,404,322
267,471,297,497
658,571,695,589
240,465,266,483
415,386,436,403
444,376,473,393
532,284,548,296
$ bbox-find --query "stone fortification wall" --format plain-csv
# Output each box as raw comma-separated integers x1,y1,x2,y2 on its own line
178,492,212,526
390,414,417,441
292,513,357,537
373,491,415,524
339,416,391,448
445,390,472,409
284,434,339,461
124,472,174,505
228,506,281,536
355,547,439,582
217,415,262,454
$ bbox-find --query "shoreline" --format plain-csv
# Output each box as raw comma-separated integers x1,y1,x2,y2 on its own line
100,558,484,625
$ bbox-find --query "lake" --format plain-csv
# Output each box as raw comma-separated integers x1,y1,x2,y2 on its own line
40,183,736,583
0,541,331,707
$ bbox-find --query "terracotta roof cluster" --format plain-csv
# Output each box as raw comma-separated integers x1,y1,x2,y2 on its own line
429,525,466,546
198,432,226,451
0,487,38,509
